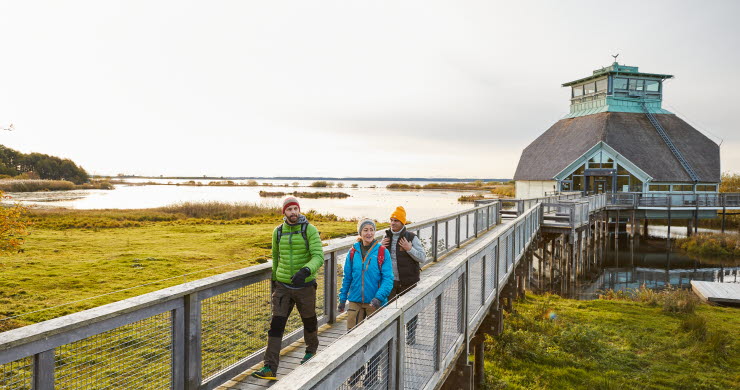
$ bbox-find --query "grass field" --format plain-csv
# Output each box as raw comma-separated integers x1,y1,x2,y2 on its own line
0,203,358,329
484,293,739,389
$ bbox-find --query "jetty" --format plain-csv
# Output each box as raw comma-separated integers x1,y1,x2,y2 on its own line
691,281,740,305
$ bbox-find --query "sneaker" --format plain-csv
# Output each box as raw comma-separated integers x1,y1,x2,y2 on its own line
251,366,277,380
301,352,315,364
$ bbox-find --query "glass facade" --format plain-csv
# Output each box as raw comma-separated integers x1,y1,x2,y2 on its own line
561,158,643,193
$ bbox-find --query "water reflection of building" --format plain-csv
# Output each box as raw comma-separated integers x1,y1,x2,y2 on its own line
514,61,720,199
580,267,740,298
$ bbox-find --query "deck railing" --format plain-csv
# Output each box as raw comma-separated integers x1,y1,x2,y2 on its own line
271,204,542,390
541,194,606,229
0,202,502,390
606,192,740,208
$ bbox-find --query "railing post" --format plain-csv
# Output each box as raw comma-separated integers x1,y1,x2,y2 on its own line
463,259,470,353
33,350,54,390
474,209,479,238
184,292,202,390
327,252,337,324
435,295,443,371
173,306,186,390
395,311,406,390
456,215,461,248
432,221,439,261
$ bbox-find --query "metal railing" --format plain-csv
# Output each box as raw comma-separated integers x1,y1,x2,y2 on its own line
486,193,582,217
541,194,606,229
605,193,740,208
0,202,503,390
272,204,543,390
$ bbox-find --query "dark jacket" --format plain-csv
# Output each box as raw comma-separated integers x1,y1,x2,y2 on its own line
384,228,420,284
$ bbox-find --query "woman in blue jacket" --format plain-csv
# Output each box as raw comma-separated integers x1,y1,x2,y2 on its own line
338,218,395,330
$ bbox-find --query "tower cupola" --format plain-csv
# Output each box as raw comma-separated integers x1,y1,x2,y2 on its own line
562,62,673,118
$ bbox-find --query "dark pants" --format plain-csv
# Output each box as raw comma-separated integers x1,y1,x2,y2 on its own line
389,281,418,345
264,283,319,371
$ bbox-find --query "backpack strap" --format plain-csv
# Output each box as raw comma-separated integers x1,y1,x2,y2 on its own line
349,247,357,269
300,222,309,251
377,246,385,271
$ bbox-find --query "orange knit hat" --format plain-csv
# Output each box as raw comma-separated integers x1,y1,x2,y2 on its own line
390,206,407,225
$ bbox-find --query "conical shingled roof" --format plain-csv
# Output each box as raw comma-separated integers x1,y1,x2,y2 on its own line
513,112,720,183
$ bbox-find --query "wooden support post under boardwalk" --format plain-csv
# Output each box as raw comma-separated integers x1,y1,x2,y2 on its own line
643,218,649,237
474,337,485,389
442,351,473,390
721,206,726,233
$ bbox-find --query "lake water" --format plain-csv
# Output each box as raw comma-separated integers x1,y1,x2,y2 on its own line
3,178,490,222
575,230,739,299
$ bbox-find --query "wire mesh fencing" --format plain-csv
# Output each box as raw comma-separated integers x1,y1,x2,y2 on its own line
54,311,172,390
485,242,497,297
440,275,463,358
467,254,484,318
200,279,272,380
0,357,32,390
403,299,439,390
335,342,391,390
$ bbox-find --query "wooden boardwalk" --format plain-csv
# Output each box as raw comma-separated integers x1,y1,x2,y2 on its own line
691,281,740,305
218,318,349,389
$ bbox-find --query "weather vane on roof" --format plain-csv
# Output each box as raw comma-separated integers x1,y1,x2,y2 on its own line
611,54,619,63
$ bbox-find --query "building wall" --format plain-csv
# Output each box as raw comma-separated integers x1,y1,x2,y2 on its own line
515,180,557,198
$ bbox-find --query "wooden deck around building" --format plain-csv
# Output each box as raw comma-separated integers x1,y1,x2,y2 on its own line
691,281,740,305
218,319,350,389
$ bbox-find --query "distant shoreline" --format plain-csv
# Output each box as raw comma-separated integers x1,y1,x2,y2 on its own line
96,175,512,182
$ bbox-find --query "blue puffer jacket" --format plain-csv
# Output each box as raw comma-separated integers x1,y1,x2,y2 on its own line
338,240,395,306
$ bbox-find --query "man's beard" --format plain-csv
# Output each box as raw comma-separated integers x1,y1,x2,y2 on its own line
287,214,299,223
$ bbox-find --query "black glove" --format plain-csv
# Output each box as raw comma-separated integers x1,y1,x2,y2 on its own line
370,298,381,308
291,267,311,285
338,301,346,312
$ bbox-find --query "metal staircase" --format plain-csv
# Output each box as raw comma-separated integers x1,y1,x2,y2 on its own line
642,102,700,182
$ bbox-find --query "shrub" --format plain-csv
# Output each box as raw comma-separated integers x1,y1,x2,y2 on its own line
680,315,707,340
599,285,699,314
676,233,740,258
458,194,486,203
310,181,329,187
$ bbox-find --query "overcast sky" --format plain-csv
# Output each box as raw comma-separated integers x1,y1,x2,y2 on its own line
1,0,738,179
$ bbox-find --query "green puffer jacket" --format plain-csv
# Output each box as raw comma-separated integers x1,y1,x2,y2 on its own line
271,215,323,285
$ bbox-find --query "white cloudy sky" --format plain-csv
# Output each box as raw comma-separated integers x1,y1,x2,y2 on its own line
1,0,738,178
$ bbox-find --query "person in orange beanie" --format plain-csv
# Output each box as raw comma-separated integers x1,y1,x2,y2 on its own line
381,206,427,345
382,206,427,299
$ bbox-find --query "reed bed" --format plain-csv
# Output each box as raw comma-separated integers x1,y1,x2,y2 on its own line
258,191,350,199
0,179,75,192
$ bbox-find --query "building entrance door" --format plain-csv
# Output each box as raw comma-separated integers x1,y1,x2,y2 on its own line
595,179,607,193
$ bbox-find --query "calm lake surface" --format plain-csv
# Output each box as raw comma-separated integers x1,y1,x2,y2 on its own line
4,178,489,222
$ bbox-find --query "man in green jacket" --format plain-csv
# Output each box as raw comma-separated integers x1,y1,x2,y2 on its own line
252,196,324,380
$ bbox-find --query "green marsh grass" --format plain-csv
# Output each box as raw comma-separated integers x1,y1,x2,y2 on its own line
1,202,357,328
484,293,739,389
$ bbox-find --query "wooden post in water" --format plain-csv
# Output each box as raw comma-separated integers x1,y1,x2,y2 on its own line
667,203,672,251
643,218,649,237
550,238,556,292
694,199,700,235
721,206,726,234
687,219,693,237
615,209,620,248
